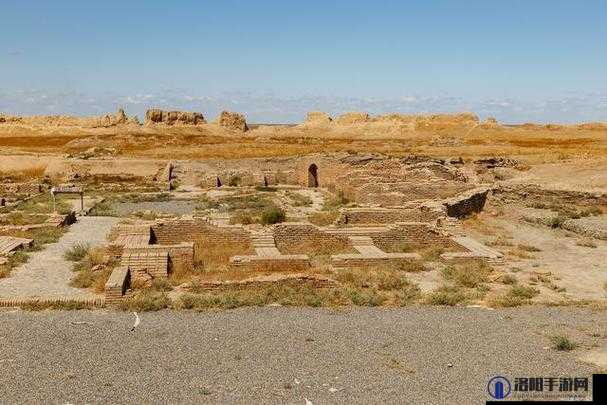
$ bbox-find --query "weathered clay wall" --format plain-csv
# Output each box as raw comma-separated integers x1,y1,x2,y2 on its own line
371,223,466,252
151,218,252,247
494,185,607,207
123,243,194,270
337,208,443,225
443,188,489,218
273,223,355,255
0,182,44,195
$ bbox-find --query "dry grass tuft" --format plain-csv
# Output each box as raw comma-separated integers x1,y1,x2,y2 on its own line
117,290,171,311
441,261,492,288
550,335,577,351
426,286,470,306
488,284,540,307
69,246,115,292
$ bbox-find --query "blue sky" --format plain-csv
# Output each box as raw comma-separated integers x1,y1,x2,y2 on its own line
1,0,606,123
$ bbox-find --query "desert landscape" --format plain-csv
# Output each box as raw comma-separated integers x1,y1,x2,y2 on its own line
1,108,606,403
1,108,605,310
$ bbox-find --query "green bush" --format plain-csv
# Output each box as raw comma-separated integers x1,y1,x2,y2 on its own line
550,335,576,351
261,207,286,225
228,176,241,187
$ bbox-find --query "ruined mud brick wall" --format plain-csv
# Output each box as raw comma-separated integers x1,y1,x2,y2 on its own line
45,158,163,182
371,223,466,253
107,224,153,259
123,243,194,269
494,185,607,207
229,255,311,273
80,173,160,191
337,208,443,225
157,161,173,190
273,223,355,255
104,266,130,303
294,156,352,188
199,171,274,188
352,181,472,206
151,218,252,247
121,250,169,284
443,188,489,218
0,182,44,195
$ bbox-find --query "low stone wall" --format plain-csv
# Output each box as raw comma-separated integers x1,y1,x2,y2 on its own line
337,208,443,225
443,187,489,218
151,218,251,246
122,250,170,284
371,223,466,253
273,223,354,255
0,182,44,195
123,243,194,269
104,266,130,303
494,185,607,207
562,217,607,240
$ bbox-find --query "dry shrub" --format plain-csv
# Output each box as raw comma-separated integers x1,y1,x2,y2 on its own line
21,300,92,311
441,261,492,288
261,207,286,225
426,286,470,306
487,284,540,307
175,284,343,310
64,243,90,261
69,246,114,292
336,267,421,306
118,290,170,311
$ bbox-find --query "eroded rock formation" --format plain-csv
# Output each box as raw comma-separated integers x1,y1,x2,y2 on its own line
334,112,370,124
215,111,248,131
305,111,332,125
144,109,206,126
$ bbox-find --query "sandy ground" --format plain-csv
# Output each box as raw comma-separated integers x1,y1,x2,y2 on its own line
462,207,607,303
503,157,607,193
0,306,604,404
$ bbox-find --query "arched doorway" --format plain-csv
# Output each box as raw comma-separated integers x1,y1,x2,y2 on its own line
307,164,318,187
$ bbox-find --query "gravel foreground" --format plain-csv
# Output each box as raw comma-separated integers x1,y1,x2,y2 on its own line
0,306,604,404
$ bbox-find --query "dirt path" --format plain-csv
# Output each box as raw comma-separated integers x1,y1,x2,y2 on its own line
0,216,118,299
